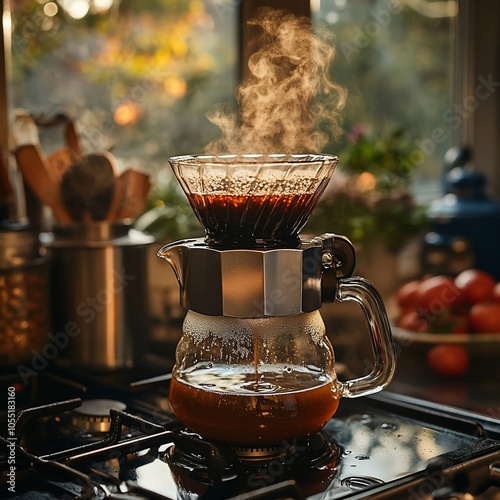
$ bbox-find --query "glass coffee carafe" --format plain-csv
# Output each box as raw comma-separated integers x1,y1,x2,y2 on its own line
159,154,395,448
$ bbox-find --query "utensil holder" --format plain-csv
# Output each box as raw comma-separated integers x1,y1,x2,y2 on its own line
42,222,154,371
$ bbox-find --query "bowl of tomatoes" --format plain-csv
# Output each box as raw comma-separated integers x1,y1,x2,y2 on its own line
391,268,500,378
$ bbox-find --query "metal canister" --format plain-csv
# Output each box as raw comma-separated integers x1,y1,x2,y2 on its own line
426,166,500,279
42,222,154,371
0,224,49,367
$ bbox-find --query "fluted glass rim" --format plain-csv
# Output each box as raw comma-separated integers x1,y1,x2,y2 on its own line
168,152,339,167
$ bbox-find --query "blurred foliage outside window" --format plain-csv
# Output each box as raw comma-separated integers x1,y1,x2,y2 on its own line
12,0,237,238
314,0,455,196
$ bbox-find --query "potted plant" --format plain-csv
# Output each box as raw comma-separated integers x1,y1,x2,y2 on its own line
306,125,427,296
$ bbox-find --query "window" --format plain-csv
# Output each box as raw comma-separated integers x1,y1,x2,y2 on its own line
311,0,457,200
8,0,471,208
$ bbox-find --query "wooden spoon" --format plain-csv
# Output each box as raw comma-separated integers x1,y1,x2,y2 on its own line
107,168,151,221
46,147,81,183
14,144,72,223
60,152,117,221
64,119,82,157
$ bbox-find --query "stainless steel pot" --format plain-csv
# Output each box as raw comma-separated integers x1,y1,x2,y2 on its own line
42,222,154,371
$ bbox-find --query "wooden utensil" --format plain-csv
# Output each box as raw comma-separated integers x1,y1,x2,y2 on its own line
14,144,72,223
107,168,151,221
61,152,117,221
119,169,151,220
0,153,12,199
64,119,82,157
46,147,80,183
106,169,128,221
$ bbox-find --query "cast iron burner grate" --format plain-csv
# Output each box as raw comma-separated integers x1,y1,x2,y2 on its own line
165,430,341,493
1,370,500,499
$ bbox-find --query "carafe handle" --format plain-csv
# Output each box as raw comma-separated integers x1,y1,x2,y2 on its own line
335,277,396,398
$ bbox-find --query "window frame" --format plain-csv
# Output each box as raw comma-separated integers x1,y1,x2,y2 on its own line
459,0,500,197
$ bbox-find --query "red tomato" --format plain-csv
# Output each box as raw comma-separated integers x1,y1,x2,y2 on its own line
396,280,421,310
426,344,469,377
468,302,500,333
455,269,496,304
416,276,462,317
427,311,470,334
395,310,429,332
493,282,500,303
449,314,470,334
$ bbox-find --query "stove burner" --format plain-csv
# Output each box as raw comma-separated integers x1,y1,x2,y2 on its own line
232,432,342,466
164,431,341,498
72,399,127,433
166,431,341,475
233,444,285,460
341,475,385,490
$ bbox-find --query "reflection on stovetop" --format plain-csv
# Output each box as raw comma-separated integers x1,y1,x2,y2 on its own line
1,365,500,500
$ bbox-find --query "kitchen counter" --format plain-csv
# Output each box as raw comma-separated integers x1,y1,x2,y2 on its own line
390,374,499,420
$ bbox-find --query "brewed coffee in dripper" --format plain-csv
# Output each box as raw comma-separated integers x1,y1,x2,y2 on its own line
168,153,338,248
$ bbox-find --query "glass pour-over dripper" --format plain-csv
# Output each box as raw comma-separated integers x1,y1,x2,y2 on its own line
168,153,338,248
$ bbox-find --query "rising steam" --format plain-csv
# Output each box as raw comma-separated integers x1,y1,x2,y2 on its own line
205,8,347,154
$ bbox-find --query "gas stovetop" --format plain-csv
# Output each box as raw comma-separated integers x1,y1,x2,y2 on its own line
1,366,500,500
